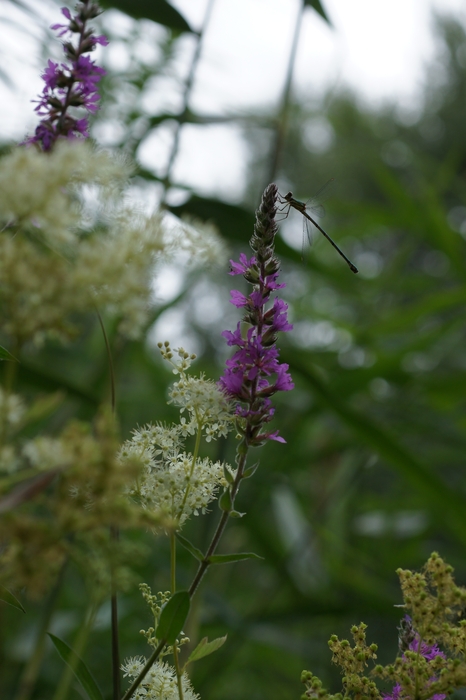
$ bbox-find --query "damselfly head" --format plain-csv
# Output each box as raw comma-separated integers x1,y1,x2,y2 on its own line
284,192,293,201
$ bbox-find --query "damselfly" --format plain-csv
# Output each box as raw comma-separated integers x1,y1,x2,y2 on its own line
278,182,358,274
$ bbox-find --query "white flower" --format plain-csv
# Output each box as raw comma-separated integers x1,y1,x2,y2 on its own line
121,659,199,700
120,425,234,529
22,436,72,471
121,656,145,678
0,145,223,344
0,388,25,428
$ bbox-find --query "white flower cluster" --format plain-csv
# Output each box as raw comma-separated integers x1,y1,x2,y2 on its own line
177,216,228,268
0,388,25,429
120,422,232,529
22,436,72,472
121,658,199,700
159,344,233,441
0,143,181,342
0,142,129,248
169,373,232,441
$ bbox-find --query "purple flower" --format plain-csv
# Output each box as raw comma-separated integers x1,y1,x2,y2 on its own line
23,1,108,151
229,253,256,276
219,184,294,445
384,618,447,700
229,290,249,308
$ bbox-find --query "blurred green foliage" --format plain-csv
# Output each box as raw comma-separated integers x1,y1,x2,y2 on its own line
2,2,466,700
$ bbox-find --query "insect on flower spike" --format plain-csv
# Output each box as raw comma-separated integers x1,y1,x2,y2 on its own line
278,190,359,274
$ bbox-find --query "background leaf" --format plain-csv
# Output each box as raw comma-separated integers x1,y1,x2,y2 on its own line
48,634,104,700
186,635,227,665
304,0,332,26
0,345,17,361
100,0,193,32
0,586,25,613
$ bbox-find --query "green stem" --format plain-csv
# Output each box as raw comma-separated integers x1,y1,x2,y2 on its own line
170,533,184,700
0,339,20,450
170,531,177,594
160,0,216,198
96,310,116,413
188,443,249,598
266,0,304,183
176,418,203,522
111,526,121,700
173,645,184,700
96,309,120,699
15,561,68,700
52,602,97,700
122,440,250,700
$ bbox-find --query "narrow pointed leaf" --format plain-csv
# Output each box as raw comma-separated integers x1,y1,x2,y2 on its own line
176,533,204,562
48,634,104,700
0,586,25,613
156,591,190,645
208,552,263,565
186,635,227,665
0,345,18,361
242,462,259,479
304,0,332,25
100,0,193,33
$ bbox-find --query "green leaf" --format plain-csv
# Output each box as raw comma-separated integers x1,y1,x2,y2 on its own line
156,591,190,645
304,0,332,25
223,463,235,485
176,533,204,562
208,552,263,565
48,634,104,700
229,510,246,518
100,0,193,33
0,345,18,362
242,462,259,479
218,488,232,512
169,196,255,245
0,586,25,613
186,635,227,665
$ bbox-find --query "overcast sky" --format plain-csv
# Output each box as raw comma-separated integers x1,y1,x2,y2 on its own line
1,0,465,199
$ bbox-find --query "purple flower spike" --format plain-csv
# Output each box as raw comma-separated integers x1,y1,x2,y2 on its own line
23,1,108,151
219,184,294,446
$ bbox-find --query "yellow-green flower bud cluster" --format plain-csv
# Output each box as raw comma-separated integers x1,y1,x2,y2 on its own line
300,554,466,700
138,584,190,653
0,407,156,597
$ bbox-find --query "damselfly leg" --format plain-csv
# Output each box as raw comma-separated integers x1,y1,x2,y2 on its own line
277,182,358,274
